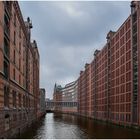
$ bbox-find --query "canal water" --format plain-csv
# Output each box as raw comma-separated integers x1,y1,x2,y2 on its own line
19,113,140,139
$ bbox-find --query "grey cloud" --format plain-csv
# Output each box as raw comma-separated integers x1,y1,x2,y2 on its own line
19,1,130,98
20,1,130,47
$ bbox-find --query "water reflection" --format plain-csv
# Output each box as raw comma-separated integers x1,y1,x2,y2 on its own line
19,113,140,139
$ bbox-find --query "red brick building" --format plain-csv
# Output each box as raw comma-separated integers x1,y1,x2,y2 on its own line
0,1,40,138
78,70,86,116
78,63,92,117
31,40,40,119
78,1,140,127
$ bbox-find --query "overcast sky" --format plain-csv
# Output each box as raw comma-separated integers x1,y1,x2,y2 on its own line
19,1,130,99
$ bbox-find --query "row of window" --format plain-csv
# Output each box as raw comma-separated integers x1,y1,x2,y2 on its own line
55,102,78,107
4,86,30,108
13,6,23,42
110,73,131,86
111,19,130,45
93,74,131,90
111,39,131,56
93,112,131,122
12,68,26,87
94,95,131,105
92,104,131,112
109,93,131,103
111,65,131,78
92,55,131,76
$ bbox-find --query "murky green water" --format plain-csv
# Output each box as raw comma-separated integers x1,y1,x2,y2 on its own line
19,113,140,139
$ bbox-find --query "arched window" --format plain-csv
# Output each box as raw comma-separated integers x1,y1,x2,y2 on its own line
5,114,10,131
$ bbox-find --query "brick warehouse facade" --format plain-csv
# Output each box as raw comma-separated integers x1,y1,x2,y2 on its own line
77,1,140,127
0,1,40,138
78,63,92,117
31,40,40,119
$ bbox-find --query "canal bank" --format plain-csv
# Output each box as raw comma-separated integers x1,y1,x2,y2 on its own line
53,111,140,130
75,113,140,130
0,111,46,139
18,113,140,139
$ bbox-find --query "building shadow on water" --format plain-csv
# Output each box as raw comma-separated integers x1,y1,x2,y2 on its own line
53,113,140,139
17,113,140,139
17,116,46,139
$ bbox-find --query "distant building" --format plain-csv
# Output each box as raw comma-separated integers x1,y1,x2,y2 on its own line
61,80,78,113
62,81,77,102
46,99,55,111
53,81,78,113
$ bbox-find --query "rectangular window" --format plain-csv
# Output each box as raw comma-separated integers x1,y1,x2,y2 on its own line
120,56,125,65
126,30,131,41
14,13,16,26
19,58,21,71
4,86,9,107
126,40,131,51
116,51,120,60
13,68,15,80
13,50,16,64
4,14,10,36
126,51,131,61
19,74,21,85
4,37,9,57
126,92,131,102
120,84,125,93
120,36,125,46
120,46,125,56
4,61,9,79
126,82,131,92
127,19,130,30
19,26,21,38
126,61,131,71
13,91,16,108
126,72,131,81
14,31,16,45
126,103,131,112
19,42,21,54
